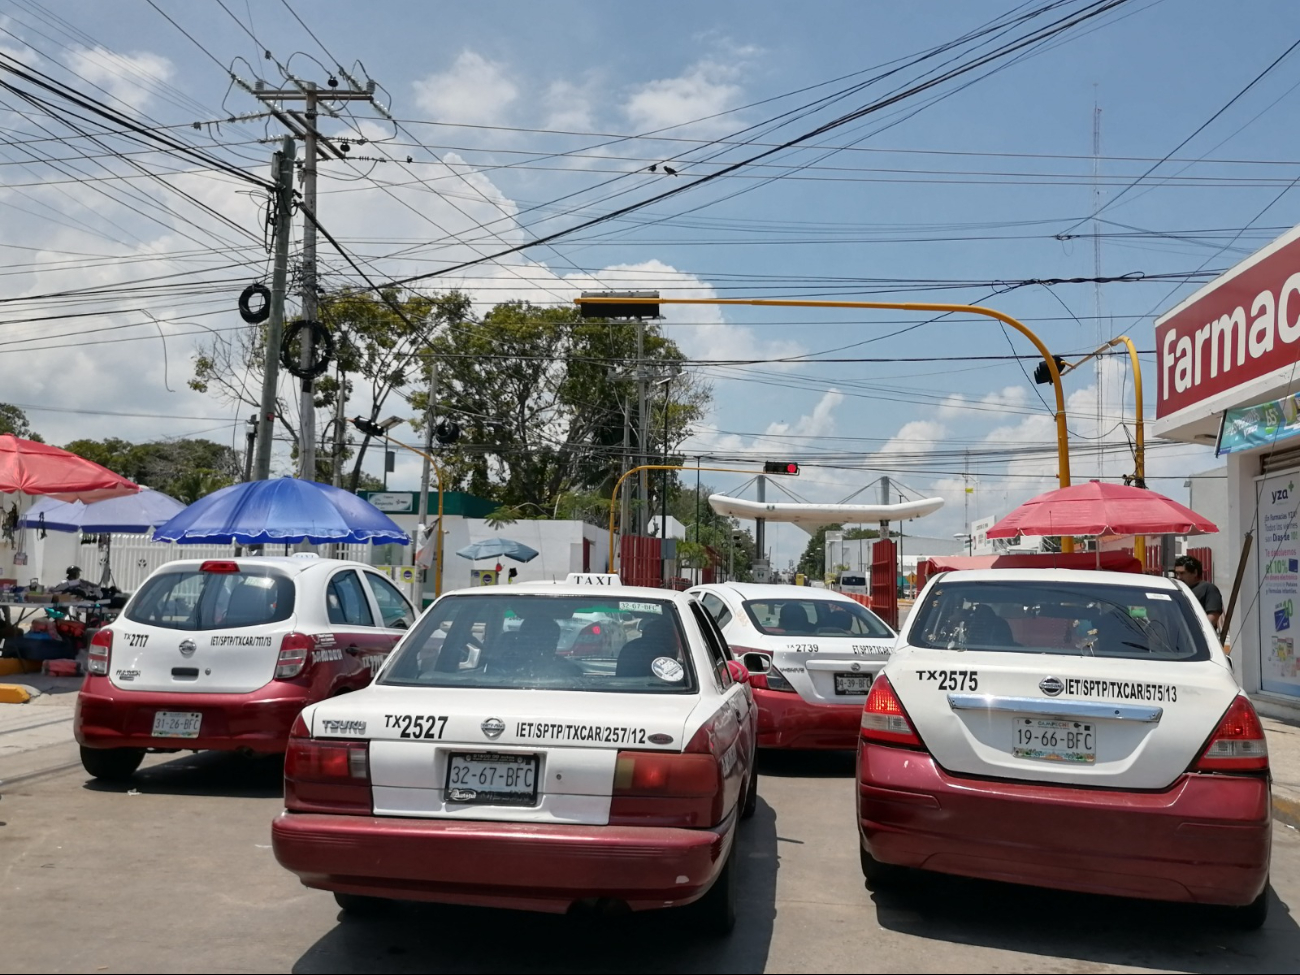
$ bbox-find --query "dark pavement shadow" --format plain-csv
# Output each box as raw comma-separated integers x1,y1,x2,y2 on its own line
871,868,1300,974
291,795,780,975
81,749,284,799
757,748,855,778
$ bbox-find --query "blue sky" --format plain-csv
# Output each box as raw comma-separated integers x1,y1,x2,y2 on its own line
2,1,1299,568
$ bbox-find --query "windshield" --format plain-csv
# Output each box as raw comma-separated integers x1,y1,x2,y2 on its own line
381,594,698,693
907,580,1209,661
126,567,295,631
743,598,894,639
838,575,866,588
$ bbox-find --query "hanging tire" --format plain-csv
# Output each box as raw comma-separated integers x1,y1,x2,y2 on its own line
238,283,271,324
80,745,144,782
280,319,335,379
333,891,391,918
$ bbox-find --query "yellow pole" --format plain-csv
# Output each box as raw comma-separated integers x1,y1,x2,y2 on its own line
370,431,446,597
1108,335,1145,566
608,463,776,575
579,296,1074,553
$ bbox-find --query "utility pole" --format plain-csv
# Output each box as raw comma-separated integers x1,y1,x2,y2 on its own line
636,321,649,536
416,358,438,595
252,137,295,481
755,475,766,581
247,76,384,482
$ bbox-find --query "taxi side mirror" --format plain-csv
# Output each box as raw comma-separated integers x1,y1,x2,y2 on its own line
725,659,750,685
741,651,770,674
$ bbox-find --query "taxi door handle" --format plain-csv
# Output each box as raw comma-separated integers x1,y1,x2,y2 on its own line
344,645,360,654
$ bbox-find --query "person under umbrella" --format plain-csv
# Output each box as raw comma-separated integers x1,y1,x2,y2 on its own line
1174,554,1223,630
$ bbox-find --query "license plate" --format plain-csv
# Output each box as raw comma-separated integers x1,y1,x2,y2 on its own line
445,752,538,805
152,711,202,738
834,673,873,695
1011,716,1096,764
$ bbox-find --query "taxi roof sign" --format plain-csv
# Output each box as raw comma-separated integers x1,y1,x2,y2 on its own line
566,573,622,585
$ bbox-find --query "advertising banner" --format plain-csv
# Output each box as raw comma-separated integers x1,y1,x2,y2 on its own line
1217,392,1300,455
1257,471,1300,697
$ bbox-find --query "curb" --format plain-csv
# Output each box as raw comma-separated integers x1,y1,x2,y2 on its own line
0,683,32,704
1275,794,1300,831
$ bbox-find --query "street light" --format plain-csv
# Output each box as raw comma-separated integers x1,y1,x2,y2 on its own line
351,416,448,598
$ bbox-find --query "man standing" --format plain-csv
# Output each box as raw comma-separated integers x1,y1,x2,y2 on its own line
1174,555,1223,631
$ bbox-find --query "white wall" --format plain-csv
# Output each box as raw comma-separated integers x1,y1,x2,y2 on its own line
1188,466,1231,584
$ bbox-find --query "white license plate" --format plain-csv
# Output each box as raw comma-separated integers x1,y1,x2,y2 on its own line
1011,716,1095,764
834,673,872,695
446,752,538,805
152,711,202,738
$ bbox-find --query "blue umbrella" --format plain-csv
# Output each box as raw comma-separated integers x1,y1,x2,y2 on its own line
152,477,410,546
20,488,185,534
456,537,539,563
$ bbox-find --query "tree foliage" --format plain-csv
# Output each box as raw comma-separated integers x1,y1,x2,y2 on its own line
797,523,880,579
63,438,239,501
0,404,41,442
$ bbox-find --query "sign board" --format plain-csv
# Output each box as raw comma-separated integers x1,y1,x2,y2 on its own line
1156,226,1300,420
566,573,621,585
1217,392,1300,455
364,491,416,514
1257,470,1300,697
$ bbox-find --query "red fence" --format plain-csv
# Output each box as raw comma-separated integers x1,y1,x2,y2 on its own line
619,535,662,588
870,538,898,630
1119,543,1214,581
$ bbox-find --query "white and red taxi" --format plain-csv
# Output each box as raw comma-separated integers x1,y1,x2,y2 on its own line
689,583,897,749
271,584,757,933
857,568,1272,927
75,555,415,781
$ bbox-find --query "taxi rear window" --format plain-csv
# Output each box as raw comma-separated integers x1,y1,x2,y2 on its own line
126,567,295,631
907,580,1209,661
380,594,698,693
744,598,894,638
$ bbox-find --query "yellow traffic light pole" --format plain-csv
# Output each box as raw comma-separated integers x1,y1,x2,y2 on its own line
609,463,775,573
580,296,1075,553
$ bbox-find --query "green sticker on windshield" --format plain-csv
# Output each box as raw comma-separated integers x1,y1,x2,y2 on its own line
1129,606,1148,619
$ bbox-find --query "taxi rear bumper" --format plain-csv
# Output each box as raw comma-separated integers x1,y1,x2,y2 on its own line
754,687,861,749
857,741,1271,906
272,809,736,913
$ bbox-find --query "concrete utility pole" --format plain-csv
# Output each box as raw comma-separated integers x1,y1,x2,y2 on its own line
252,137,295,482
416,358,438,593
248,76,383,481
636,321,649,536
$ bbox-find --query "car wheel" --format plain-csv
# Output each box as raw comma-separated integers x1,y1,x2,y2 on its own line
740,757,758,820
689,843,737,936
333,891,391,917
1225,883,1270,930
860,844,908,890
79,745,144,782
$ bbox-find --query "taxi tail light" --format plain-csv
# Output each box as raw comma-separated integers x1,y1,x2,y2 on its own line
609,724,725,827
87,628,112,676
275,632,315,679
1194,695,1269,772
284,719,371,815
860,675,924,749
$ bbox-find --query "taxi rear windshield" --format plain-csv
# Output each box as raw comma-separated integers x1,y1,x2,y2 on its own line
744,599,894,639
907,580,1209,661
380,594,698,693
125,567,295,631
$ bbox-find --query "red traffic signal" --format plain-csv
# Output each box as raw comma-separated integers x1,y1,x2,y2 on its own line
763,461,800,475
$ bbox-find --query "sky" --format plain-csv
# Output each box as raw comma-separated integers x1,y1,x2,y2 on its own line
2,0,1299,569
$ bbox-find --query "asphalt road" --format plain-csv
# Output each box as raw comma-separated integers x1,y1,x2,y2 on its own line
3,746,1299,974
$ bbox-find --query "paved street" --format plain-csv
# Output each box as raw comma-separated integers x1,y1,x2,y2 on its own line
3,735,1299,974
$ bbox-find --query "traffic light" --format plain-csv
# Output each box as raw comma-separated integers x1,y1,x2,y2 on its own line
1033,355,1067,385
763,461,800,475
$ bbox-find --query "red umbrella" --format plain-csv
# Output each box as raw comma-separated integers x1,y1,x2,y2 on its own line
985,480,1217,539
0,435,140,502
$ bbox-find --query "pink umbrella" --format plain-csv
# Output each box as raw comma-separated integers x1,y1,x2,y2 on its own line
0,435,139,502
985,480,1217,539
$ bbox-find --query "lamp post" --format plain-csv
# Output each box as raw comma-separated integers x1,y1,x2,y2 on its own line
351,416,447,598
578,294,1075,553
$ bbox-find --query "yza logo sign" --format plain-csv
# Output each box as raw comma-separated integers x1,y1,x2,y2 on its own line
1272,481,1295,505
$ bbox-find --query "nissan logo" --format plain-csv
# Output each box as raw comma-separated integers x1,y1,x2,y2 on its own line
851,662,862,672
179,639,196,658
481,717,505,739
1039,677,1064,697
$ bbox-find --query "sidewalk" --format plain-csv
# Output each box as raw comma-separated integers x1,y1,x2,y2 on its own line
0,674,81,784
1259,707,1300,831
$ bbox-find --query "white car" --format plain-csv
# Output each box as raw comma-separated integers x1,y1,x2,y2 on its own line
271,583,758,933
858,568,1271,927
689,582,897,749
75,555,416,781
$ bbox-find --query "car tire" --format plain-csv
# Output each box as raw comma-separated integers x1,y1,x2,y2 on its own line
333,891,391,917
1225,883,1270,930
740,756,758,820
859,844,908,890
79,745,144,782
689,843,737,936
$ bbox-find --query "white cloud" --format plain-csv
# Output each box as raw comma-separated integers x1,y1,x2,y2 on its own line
622,57,748,135
63,46,174,113
413,51,518,126
543,79,596,133
765,390,842,440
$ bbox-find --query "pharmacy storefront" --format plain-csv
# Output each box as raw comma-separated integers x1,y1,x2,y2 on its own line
1154,223,1300,713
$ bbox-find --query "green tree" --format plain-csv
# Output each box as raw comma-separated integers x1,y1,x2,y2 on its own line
419,301,708,511
669,484,754,581
796,523,880,579
62,438,240,500
0,404,41,441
